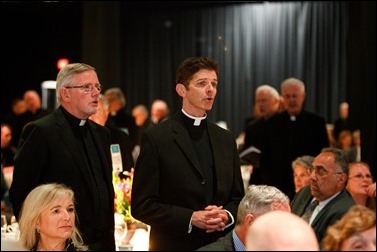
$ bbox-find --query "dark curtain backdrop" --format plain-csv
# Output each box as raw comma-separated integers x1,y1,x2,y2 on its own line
82,1,348,136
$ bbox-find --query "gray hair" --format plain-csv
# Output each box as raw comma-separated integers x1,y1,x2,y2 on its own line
321,147,349,174
236,185,290,225
281,77,305,94
56,63,96,103
104,87,126,107
292,155,314,171
256,84,280,100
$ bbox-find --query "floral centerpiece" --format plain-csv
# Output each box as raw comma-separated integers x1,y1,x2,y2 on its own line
113,168,139,246
113,169,150,248
113,168,137,224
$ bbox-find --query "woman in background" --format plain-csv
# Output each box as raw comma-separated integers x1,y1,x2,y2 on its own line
322,205,376,251
346,162,376,211
292,155,314,193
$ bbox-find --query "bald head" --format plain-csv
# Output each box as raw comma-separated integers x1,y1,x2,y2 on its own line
151,99,169,124
246,211,319,251
24,90,42,113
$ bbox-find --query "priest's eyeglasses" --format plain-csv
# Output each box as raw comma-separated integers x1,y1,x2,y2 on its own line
65,84,102,93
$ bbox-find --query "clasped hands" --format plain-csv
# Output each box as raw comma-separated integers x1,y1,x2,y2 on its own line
366,182,376,198
191,205,229,233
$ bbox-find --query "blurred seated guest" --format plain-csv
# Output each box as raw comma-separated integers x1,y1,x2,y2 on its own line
322,205,376,251
132,104,150,130
131,104,151,162
1,123,17,212
150,99,169,125
245,210,319,251
1,123,17,168
292,155,314,193
18,183,88,251
89,94,134,173
346,162,376,211
23,90,51,121
104,87,137,149
3,97,30,147
337,129,358,162
350,129,361,162
6,97,28,116
196,184,290,251
326,124,337,148
333,102,352,142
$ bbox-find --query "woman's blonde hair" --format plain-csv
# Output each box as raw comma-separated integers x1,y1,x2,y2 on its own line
18,183,88,251
322,205,376,251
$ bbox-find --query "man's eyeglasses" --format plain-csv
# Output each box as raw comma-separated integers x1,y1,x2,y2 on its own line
349,174,373,180
65,84,102,93
310,166,344,177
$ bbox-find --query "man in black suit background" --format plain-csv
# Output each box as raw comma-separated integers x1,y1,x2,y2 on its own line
260,77,329,199
104,87,138,151
89,94,134,173
9,63,115,250
291,147,355,247
131,56,245,251
241,84,282,185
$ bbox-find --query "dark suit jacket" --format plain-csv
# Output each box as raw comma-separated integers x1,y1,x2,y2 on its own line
241,118,266,184
196,230,234,251
9,107,115,250
131,112,245,251
261,110,329,199
291,185,356,245
107,124,134,172
106,108,138,149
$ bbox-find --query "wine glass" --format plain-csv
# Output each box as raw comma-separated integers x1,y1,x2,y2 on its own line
114,223,128,249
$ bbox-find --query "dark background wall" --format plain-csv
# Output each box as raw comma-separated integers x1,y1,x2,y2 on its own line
1,2,82,108
346,1,376,176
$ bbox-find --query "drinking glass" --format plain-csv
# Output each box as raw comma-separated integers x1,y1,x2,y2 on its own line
1,215,7,236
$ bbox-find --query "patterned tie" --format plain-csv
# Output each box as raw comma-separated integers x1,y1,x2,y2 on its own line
302,199,319,223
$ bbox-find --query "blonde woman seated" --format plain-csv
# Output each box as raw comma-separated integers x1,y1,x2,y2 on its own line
322,205,376,251
346,162,376,211
18,183,88,251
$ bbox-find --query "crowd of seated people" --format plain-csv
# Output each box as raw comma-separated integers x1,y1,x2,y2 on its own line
2,75,376,251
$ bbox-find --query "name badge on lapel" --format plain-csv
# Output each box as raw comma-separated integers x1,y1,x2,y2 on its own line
111,144,123,173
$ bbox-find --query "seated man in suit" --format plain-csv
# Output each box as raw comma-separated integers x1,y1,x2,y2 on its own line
196,184,290,251
291,147,356,247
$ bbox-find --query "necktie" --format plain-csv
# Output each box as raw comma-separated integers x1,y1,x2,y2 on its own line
302,199,319,223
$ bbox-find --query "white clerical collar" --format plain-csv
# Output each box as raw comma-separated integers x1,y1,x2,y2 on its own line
181,109,207,126
79,120,87,126
290,115,296,121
